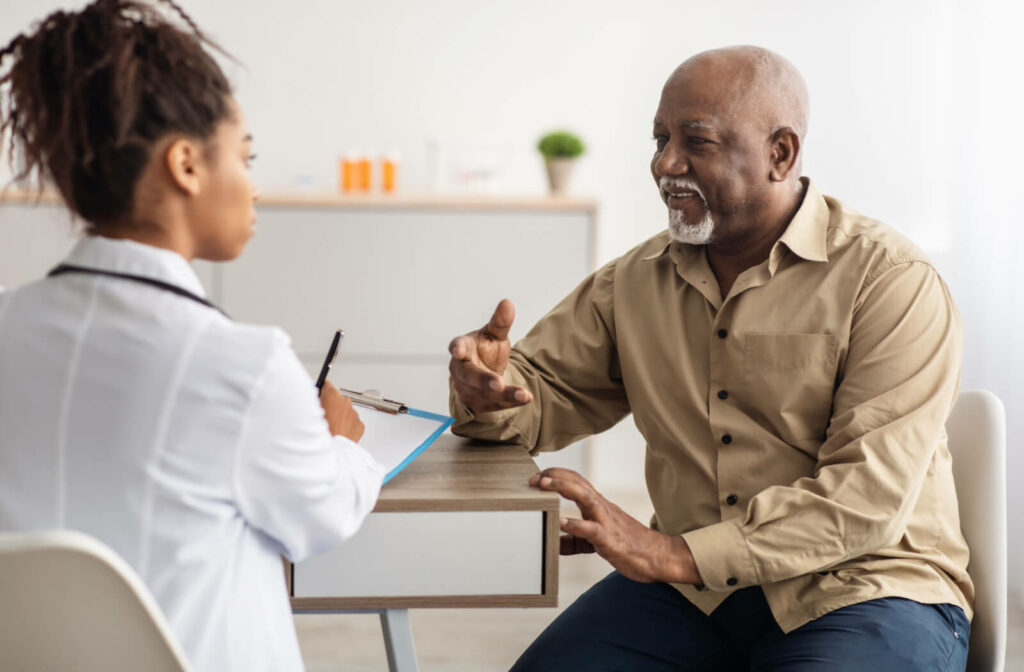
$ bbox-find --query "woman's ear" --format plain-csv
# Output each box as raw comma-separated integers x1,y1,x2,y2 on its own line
164,138,203,196
768,127,801,182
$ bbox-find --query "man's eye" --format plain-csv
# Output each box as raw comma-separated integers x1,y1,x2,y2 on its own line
245,153,257,167
687,137,710,146
652,135,668,149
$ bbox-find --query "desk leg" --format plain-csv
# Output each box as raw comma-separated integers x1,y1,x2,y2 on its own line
380,608,419,672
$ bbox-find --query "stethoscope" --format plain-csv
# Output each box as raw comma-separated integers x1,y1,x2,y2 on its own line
47,264,229,318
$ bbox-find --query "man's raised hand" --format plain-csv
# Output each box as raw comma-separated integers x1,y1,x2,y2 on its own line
448,299,534,413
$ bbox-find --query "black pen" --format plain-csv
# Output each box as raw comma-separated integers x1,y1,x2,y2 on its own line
315,329,344,393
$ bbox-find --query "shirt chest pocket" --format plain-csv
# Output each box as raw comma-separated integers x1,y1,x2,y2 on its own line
744,333,839,445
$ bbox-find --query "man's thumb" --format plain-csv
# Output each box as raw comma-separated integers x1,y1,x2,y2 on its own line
484,298,515,340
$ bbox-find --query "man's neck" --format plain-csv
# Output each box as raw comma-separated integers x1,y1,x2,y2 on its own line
706,181,806,299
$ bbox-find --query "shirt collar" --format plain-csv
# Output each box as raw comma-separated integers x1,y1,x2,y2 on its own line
640,177,830,267
63,236,208,298
640,245,671,262
774,178,829,265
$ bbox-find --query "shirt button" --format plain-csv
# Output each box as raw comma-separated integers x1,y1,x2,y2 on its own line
727,577,738,586
695,583,706,591
717,329,728,339
717,390,728,400
726,494,738,505
721,434,732,444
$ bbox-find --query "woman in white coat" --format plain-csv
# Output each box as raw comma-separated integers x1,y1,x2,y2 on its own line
0,2,385,669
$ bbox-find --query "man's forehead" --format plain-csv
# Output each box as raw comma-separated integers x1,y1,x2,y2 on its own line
654,70,750,131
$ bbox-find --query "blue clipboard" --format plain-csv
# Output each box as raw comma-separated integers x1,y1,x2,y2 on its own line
383,408,454,483
351,404,454,484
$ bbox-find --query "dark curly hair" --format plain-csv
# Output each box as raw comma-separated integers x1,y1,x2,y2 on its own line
0,0,233,228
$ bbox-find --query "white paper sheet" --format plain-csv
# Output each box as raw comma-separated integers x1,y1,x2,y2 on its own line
354,405,452,482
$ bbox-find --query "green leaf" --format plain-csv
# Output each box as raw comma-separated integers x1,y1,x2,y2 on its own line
537,131,585,158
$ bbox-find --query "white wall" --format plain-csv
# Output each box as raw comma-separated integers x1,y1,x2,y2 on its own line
3,0,1022,603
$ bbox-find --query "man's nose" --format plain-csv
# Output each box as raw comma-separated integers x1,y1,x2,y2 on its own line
654,144,689,176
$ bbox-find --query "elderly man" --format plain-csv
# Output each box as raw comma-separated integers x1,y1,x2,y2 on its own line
448,46,972,670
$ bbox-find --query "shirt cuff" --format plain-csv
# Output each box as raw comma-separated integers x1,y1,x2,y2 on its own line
682,517,760,591
332,434,388,480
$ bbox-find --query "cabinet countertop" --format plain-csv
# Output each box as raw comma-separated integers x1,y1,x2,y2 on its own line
374,434,559,513
0,188,597,213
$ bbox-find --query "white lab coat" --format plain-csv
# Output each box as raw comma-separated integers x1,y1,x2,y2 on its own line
0,236,385,671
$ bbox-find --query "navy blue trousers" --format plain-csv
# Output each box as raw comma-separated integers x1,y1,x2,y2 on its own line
511,572,969,672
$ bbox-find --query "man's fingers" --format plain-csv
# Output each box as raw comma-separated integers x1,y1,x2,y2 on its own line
503,385,532,404
448,335,475,360
531,475,600,516
451,360,533,407
483,299,515,341
453,378,532,414
559,533,596,555
536,468,589,486
451,357,504,392
561,517,602,546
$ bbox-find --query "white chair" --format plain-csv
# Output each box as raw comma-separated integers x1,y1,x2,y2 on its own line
946,389,1007,672
0,529,192,671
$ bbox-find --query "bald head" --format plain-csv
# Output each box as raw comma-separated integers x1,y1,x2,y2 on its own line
671,46,809,142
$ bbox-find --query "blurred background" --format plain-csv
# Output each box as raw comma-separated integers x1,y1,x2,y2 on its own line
2,0,1022,659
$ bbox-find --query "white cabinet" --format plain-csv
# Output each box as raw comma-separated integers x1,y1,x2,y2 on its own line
0,193,598,474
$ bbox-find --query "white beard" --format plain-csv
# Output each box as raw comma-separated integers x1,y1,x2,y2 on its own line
668,204,715,245
660,176,716,245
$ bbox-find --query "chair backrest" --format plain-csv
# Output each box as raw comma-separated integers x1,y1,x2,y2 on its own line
0,529,192,672
946,389,1007,672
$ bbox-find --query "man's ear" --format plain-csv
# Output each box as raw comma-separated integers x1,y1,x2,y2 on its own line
768,127,801,182
164,138,203,196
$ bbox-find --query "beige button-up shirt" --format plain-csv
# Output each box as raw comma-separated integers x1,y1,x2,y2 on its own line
450,180,972,632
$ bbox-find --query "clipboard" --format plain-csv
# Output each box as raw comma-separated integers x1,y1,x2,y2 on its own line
346,390,454,484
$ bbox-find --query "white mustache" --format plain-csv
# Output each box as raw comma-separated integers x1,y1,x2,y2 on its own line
659,177,705,200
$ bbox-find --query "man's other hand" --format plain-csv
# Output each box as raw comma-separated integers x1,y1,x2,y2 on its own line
530,468,703,586
448,299,534,413
320,380,365,442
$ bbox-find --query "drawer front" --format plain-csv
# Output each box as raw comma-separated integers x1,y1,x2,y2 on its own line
293,510,544,599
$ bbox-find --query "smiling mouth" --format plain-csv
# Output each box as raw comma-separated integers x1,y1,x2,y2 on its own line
663,189,704,207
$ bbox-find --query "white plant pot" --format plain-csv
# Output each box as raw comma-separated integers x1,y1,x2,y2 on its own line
544,157,575,195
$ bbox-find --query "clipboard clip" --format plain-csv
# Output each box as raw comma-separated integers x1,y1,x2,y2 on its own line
339,387,409,415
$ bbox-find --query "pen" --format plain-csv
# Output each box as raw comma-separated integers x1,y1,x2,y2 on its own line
314,329,343,393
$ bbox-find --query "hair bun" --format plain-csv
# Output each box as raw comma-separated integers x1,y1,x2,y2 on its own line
0,0,233,227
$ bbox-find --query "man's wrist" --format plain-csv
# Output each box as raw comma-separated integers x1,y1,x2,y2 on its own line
661,534,702,584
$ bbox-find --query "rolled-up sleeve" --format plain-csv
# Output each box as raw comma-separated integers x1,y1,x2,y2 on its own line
233,337,385,562
684,259,962,590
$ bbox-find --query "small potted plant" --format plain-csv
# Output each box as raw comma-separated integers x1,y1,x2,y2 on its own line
537,130,585,195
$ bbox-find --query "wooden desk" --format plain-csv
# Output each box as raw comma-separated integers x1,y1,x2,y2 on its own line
287,433,560,611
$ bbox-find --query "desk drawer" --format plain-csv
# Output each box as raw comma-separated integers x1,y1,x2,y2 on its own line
291,510,552,609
